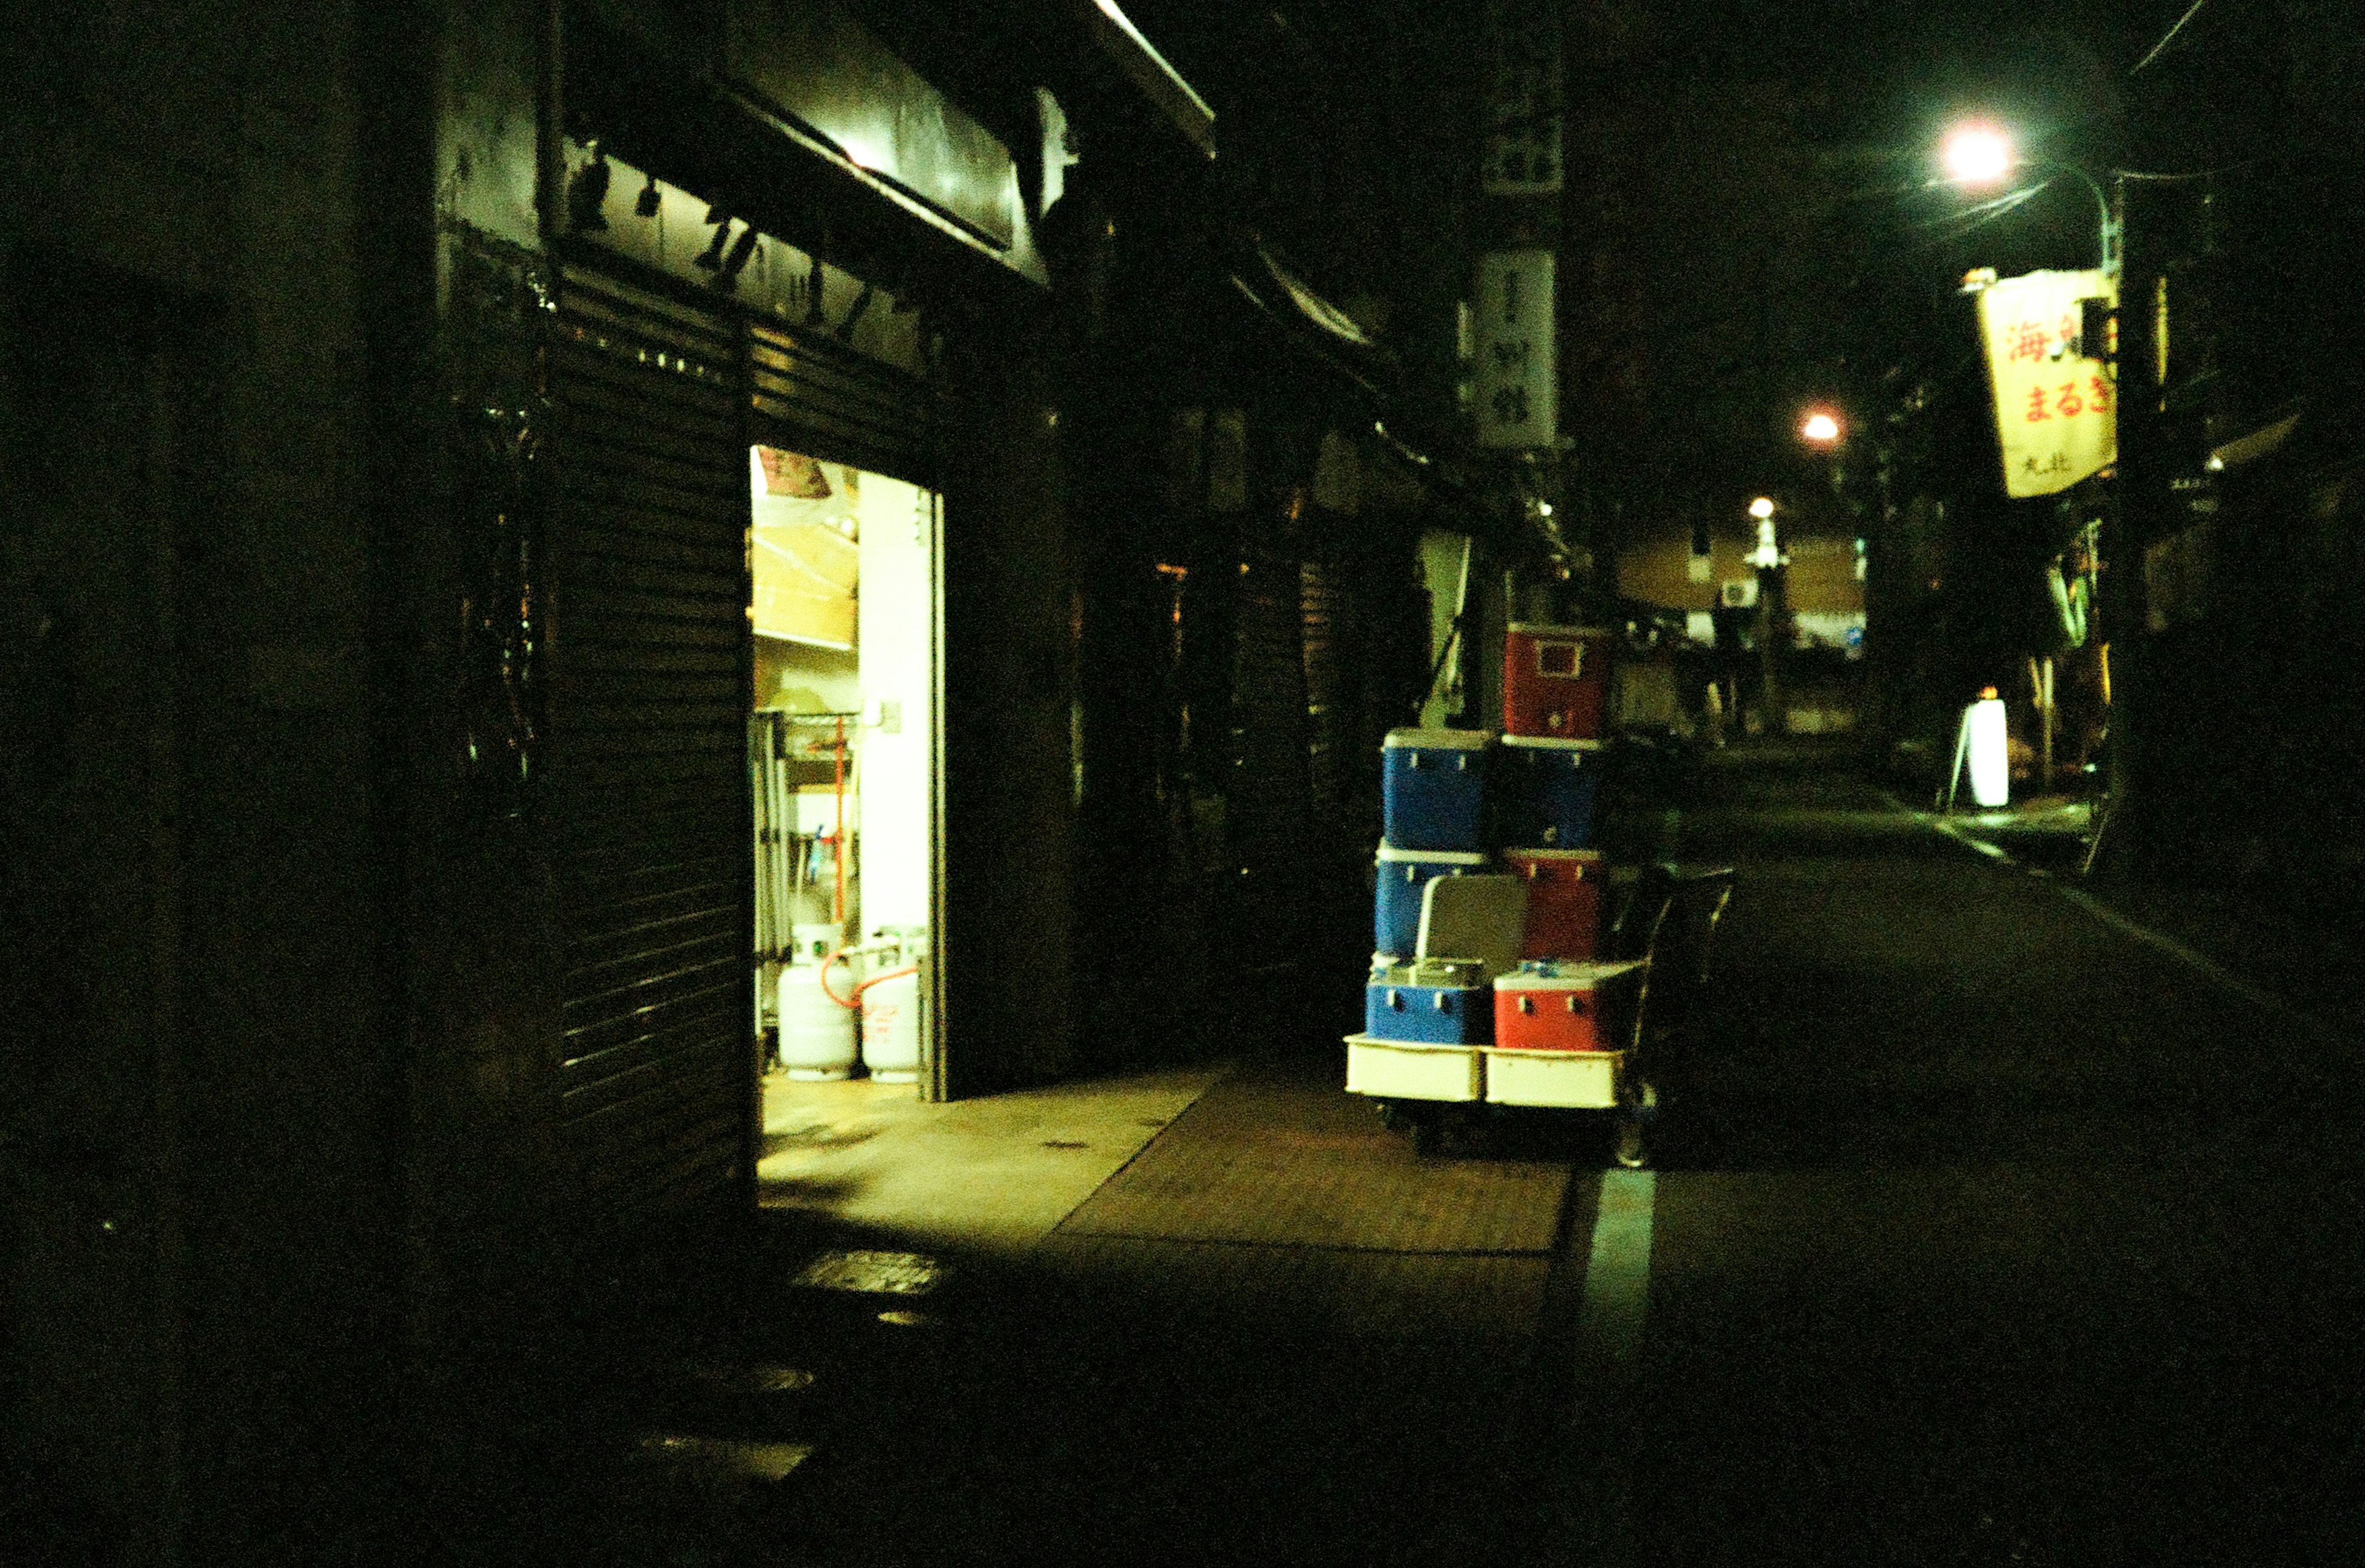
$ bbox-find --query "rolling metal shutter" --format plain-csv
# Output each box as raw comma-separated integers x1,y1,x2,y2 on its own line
748,318,936,488
1300,560,1352,846
1300,558,1385,966
1226,549,1314,969
547,265,754,1226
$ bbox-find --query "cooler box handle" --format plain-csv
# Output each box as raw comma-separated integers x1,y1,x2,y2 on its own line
1536,641,1585,677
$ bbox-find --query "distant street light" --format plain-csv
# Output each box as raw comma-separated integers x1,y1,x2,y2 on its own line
1800,410,1841,445
1747,496,1775,520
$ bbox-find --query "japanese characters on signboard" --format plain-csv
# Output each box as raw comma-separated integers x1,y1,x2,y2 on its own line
1481,0,1562,196
1976,268,2117,499
1475,249,1557,449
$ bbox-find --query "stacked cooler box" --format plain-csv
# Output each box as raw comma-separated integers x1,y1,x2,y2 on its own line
1486,958,1645,1108
1498,621,1609,854
1488,621,1627,1105
1348,621,1641,1112
1348,729,1500,1102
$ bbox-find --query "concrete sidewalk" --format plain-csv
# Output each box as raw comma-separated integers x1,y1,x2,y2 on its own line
757,1062,1228,1258
741,1048,1598,1567
547,1045,1612,1568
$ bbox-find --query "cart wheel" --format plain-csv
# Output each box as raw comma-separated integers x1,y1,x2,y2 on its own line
1614,1082,1658,1170
1614,1116,1649,1170
1408,1111,1441,1157
1374,1100,1406,1131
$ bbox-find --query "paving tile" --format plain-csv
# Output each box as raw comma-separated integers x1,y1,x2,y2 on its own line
1055,1061,1570,1253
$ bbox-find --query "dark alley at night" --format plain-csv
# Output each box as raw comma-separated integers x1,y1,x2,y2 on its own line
6,3,2365,1564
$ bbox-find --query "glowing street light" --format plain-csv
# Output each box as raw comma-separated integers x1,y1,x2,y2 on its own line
1746,497,1783,568
1941,123,2013,187
1936,117,2119,275
1800,410,1841,445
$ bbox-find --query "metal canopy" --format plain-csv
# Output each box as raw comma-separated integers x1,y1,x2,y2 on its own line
1061,0,1218,159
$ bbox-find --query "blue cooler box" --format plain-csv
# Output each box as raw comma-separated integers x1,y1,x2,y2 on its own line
1375,844,1487,958
1381,728,1494,852
1365,958,1492,1043
1496,736,1605,849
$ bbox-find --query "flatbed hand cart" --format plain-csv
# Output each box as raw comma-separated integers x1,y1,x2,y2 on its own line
1349,862,1733,1168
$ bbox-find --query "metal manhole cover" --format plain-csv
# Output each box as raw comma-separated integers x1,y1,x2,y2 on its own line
634,1435,818,1484
684,1362,815,1396
791,1248,944,1296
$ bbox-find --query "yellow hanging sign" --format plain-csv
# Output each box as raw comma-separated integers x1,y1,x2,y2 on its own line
1978,268,2117,498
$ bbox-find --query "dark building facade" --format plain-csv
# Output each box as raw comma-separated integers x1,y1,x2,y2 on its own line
2,3,1479,1561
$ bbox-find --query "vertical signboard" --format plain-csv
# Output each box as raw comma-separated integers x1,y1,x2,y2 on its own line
1481,0,1563,195
1977,268,2117,498
1476,249,1557,449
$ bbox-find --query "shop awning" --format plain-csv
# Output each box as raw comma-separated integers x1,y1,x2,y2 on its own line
1213,236,1524,544
2209,408,2301,472
1227,236,1389,402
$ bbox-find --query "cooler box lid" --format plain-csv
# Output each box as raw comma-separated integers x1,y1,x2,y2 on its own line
1377,843,1489,866
1494,958,1646,992
1383,727,1495,751
1498,734,1606,752
1416,873,1527,976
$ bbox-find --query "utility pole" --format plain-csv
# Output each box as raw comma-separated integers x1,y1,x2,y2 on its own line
1755,562,1787,733
2097,175,2169,876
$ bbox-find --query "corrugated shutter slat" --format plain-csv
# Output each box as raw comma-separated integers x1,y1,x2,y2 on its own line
550,264,753,1227
747,320,935,486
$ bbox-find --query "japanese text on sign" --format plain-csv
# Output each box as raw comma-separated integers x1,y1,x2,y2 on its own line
1977,268,2117,498
1475,249,1556,448
1481,0,1563,195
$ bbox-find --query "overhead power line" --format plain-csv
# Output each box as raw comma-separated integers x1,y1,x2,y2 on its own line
2131,0,2211,74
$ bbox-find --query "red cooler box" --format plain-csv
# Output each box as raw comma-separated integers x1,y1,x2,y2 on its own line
1504,623,1612,738
1492,959,1644,1051
1506,848,1605,959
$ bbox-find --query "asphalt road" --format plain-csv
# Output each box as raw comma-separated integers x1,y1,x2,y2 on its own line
1638,748,2365,1567
533,746,2365,1567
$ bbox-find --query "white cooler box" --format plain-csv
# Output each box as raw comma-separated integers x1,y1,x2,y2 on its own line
1344,1033,1483,1103
1482,1046,1625,1109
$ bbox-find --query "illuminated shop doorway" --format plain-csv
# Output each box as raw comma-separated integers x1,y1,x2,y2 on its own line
748,446,940,1092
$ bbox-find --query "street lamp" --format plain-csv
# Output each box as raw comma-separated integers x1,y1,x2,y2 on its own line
1746,499,1782,567
1940,123,2012,187
1744,495,1787,733
1936,120,2119,277
1800,410,1841,445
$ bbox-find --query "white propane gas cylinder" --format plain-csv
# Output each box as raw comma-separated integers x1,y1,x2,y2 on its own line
860,962,923,1085
1968,690,2010,808
780,961,860,1080
790,922,843,966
